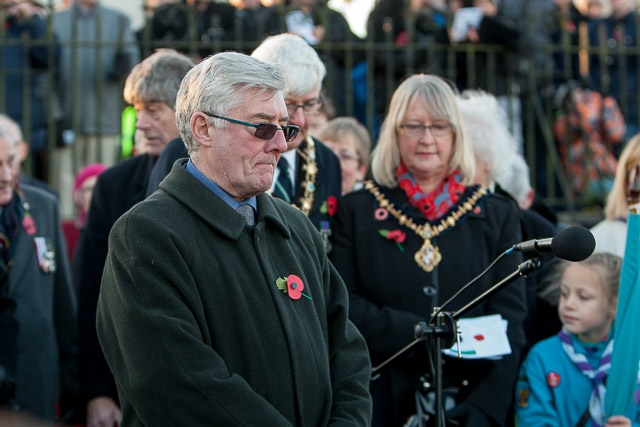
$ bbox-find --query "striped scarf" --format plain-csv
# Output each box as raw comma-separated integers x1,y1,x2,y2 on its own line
559,327,613,427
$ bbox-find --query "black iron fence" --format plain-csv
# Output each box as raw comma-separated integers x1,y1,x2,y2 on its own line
3,3,640,221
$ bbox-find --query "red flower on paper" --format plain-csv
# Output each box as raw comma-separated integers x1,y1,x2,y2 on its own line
379,229,406,252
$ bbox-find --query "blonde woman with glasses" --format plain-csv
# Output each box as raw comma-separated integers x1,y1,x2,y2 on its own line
329,73,528,427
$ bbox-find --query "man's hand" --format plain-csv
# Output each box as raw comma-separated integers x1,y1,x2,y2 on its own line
605,415,632,427
87,396,121,427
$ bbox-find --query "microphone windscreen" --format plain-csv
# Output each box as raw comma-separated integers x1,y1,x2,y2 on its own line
551,226,596,262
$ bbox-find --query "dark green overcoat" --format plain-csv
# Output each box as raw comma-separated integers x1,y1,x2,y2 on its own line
96,160,372,426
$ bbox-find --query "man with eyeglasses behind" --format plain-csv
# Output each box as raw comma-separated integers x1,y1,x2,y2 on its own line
96,51,372,426
252,33,343,252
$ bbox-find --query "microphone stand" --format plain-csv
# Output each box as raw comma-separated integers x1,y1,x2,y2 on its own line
371,257,541,427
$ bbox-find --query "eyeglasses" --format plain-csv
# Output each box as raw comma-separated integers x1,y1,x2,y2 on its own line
398,122,452,138
337,151,360,163
285,98,324,115
203,112,300,143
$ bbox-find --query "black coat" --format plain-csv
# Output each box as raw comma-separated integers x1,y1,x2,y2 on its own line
330,184,527,427
76,153,157,404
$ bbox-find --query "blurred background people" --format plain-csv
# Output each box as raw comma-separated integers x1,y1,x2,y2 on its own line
52,0,140,219
315,116,371,194
61,163,105,263
588,0,640,142
283,0,363,117
0,113,77,423
553,79,626,205
329,74,527,427
437,0,524,152
1,0,59,182
591,133,640,258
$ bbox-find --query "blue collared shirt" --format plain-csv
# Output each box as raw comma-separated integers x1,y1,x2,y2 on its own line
185,159,257,212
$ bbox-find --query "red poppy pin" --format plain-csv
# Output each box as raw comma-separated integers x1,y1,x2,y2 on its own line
379,229,406,252
22,214,36,236
320,196,338,217
276,274,312,300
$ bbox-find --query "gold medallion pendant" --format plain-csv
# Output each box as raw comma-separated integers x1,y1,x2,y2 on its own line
366,182,487,273
415,238,442,273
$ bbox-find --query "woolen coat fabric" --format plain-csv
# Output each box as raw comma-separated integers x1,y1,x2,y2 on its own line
76,153,157,405
8,184,76,420
329,184,528,427
96,160,373,426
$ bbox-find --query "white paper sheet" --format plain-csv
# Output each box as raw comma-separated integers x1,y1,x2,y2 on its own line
442,314,512,359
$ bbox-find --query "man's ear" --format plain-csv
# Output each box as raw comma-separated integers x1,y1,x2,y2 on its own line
16,140,29,164
190,112,213,148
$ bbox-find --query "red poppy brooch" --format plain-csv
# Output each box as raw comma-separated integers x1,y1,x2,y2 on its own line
379,229,406,252
276,274,312,300
320,195,338,217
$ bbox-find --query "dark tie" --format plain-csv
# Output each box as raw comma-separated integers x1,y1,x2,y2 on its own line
236,204,255,227
273,158,294,203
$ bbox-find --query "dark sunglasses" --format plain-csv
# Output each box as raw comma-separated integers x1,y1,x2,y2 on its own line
203,112,300,143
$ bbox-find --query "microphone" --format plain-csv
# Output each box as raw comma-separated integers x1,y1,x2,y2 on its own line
510,225,595,262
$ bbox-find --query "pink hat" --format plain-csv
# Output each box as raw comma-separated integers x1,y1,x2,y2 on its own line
73,163,107,193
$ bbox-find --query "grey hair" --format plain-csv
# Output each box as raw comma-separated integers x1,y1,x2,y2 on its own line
0,114,24,147
371,74,476,188
498,153,532,207
315,117,372,168
251,33,326,96
540,252,622,306
456,90,518,186
123,49,195,108
175,51,287,155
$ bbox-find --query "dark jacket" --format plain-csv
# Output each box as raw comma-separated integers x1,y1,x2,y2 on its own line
96,160,373,426
145,137,186,197
76,153,157,404
5,184,76,421
330,183,527,427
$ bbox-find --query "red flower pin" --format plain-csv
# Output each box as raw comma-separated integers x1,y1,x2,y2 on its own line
320,196,338,217
379,229,406,252
276,274,312,300
22,215,36,236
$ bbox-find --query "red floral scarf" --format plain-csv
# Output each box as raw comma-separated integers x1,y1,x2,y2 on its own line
396,163,465,221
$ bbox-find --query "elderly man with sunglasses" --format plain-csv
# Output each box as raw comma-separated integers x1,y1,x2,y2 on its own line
96,51,372,426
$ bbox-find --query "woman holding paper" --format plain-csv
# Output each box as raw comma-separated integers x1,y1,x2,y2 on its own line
329,74,528,427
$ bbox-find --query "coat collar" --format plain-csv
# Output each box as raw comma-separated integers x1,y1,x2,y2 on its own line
160,159,292,240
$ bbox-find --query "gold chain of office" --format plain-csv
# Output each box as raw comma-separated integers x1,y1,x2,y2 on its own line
268,135,317,216
365,181,488,273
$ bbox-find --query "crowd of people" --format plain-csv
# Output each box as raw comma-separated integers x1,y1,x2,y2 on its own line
2,0,640,426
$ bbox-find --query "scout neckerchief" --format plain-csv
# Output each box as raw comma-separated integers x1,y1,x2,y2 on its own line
559,327,613,427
